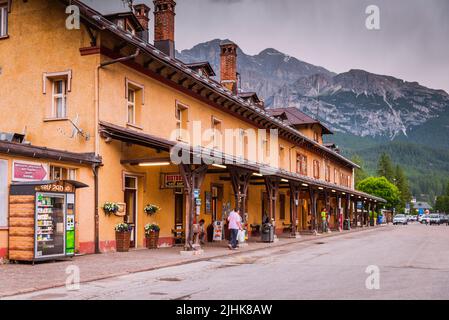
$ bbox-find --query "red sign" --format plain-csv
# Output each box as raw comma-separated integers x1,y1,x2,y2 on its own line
160,173,185,189
13,161,48,182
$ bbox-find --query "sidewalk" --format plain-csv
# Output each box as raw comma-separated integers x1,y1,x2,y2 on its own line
0,225,387,298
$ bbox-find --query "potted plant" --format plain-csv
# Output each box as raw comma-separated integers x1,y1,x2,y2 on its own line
144,223,161,249
115,223,132,252
103,202,119,216
144,204,161,216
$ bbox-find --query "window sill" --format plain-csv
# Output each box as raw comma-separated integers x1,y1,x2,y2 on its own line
0,35,9,40
0,227,9,231
44,117,69,123
126,123,143,130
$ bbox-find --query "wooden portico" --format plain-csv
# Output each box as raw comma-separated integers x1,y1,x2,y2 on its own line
100,121,386,251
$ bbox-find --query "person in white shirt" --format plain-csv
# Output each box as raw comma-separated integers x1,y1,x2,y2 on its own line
227,208,242,250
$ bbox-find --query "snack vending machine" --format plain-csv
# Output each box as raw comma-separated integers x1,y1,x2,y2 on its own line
9,180,87,262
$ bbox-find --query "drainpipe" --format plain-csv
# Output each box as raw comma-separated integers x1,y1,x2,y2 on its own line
92,48,140,253
92,163,100,254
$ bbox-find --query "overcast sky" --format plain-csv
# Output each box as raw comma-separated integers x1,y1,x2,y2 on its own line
84,0,449,92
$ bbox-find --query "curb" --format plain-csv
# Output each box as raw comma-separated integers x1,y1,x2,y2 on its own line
0,225,388,299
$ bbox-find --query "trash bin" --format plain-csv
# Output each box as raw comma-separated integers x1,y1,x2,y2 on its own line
343,219,351,230
261,223,274,242
206,224,214,243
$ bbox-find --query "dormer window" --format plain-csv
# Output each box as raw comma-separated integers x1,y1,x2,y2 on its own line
0,3,8,38
126,22,135,35
117,19,125,30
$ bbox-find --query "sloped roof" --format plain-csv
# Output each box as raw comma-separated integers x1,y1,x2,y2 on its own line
185,62,216,77
63,0,359,169
268,107,333,134
414,202,432,209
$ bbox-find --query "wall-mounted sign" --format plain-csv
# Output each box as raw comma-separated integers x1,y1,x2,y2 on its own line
35,181,74,193
13,161,49,182
205,191,212,214
160,173,185,189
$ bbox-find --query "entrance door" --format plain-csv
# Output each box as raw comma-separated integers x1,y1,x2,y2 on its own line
174,191,184,245
124,176,138,248
211,185,223,222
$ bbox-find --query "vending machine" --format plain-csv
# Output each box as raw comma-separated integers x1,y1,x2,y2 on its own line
9,180,87,262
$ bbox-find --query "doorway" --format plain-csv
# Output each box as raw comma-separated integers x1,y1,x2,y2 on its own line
124,176,138,248
174,190,184,245
211,184,223,222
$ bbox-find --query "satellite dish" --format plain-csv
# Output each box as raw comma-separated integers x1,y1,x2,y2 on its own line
68,114,90,141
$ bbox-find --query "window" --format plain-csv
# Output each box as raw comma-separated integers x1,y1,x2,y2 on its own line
296,153,307,175
341,173,350,188
313,131,320,143
325,164,331,182
211,116,222,149
279,146,285,169
0,160,7,227
52,79,67,118
313,160,320,179
50,166,77,181
125,79,144,127
43,71,72,119
279,194,286,220
0,3,8,38
127,88,136,124
175,102,188,141
334,168,338,184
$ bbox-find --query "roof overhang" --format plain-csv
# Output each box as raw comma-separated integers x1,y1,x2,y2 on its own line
99,122,382,202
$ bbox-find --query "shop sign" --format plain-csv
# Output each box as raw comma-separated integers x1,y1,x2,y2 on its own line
160,173,185,189
13,160,49,182
35,181,75,193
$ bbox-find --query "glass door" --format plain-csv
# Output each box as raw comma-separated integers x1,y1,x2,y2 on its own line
124,176,137,247
35,193,66,258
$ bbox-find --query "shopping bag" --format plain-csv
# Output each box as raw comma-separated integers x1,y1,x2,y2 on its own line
237,230,245,243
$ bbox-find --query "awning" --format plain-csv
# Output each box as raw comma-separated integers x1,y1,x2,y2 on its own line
100,122,386,203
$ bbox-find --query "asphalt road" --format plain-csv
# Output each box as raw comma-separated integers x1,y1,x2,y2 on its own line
5,223,449,300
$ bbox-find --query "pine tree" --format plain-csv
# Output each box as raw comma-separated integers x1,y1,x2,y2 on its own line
395,165,412,211
377,153,395,182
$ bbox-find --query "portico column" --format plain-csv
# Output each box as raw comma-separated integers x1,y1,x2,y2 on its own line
228,166,252,221
179,163,208,251
345,193,351,230
336,193,342,231
264,176,280,225
309,187,318,234
289,181,301,238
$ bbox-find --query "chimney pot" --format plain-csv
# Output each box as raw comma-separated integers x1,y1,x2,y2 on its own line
153,0,176,57
133,4,151,42
220,40,238,94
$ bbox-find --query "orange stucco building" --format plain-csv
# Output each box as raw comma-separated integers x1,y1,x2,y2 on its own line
0,0,384,259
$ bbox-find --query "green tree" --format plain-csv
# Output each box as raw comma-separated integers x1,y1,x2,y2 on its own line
352,155,368,187
435,196,449,213
357,177,400,209
395,165,412,212
377,153,395,182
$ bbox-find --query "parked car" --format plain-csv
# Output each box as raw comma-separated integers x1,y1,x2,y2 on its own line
429,214,441,225
393,214,408,225
419,215,430,224
439,214,448,225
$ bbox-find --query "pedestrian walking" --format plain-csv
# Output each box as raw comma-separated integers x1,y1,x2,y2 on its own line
321,208,328,233
228,208,242,250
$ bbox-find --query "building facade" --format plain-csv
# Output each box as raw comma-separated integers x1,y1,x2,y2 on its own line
0,0,385,258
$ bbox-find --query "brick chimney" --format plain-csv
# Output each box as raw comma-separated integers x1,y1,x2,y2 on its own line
153,0,176,58
220,40,238,94
133,4,151,42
